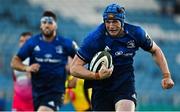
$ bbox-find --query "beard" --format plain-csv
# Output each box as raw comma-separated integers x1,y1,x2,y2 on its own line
41,28,54,38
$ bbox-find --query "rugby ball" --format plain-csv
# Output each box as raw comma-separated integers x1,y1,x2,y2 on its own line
89,51,113,72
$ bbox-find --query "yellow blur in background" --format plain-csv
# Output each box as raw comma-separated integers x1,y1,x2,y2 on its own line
64,76,92,111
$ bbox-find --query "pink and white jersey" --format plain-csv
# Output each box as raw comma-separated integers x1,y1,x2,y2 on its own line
12,58,34,111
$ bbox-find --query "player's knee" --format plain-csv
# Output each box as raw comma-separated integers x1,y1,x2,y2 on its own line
115,99,135,112
37,105,54,112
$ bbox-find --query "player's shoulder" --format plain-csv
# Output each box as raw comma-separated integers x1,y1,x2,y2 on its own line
91,23,106,37
125,23,146,37
95,23,106,34
57,35,71,41
57,35,72,43
125,23,145,33
27,34,41,42
88,23,106,40
56,35,74,47
23,34,40,46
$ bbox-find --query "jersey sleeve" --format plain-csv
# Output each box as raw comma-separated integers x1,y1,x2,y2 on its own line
65,38,78,58
136,27,153,51
17,38,34,61
77,32,103,63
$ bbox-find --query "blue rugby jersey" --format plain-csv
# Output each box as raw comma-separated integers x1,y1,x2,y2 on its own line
77,23,153,91
17,34,76,96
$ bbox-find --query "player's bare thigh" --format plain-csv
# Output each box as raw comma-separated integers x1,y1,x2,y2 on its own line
37,105,54,112
115,99,135,112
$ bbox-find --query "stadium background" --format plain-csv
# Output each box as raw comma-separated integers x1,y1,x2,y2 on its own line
0,0,180,111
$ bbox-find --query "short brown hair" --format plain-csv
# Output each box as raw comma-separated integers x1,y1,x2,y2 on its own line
42,10,57,21
20,32,32,37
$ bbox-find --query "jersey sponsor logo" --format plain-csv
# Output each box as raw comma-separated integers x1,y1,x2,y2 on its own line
35,53,61,63
56,45,63,54
115,51,133,57
115,51,123,56
45,53,52,58
127,40,135,48
124,53,133,56
34,45,41,51
35,57,61,63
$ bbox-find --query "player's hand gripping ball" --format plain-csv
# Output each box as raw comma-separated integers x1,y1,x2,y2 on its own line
89,51,113,79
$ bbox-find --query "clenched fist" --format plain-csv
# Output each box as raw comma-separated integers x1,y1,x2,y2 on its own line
161,73,174,89
25,63,40,73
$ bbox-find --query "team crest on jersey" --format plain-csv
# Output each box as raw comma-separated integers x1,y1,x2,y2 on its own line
127,40,135,48
56,45,63,54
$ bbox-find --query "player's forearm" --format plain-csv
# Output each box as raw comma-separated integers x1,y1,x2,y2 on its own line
11,56,27,72
151,47,171,77
70,64,97,80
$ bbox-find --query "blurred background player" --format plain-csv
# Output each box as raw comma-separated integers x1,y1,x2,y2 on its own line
12,32,34,111
70,3,174,111
11,11,77,111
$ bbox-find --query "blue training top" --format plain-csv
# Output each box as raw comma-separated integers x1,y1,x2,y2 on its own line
77,23,153,91
17,34,76,96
